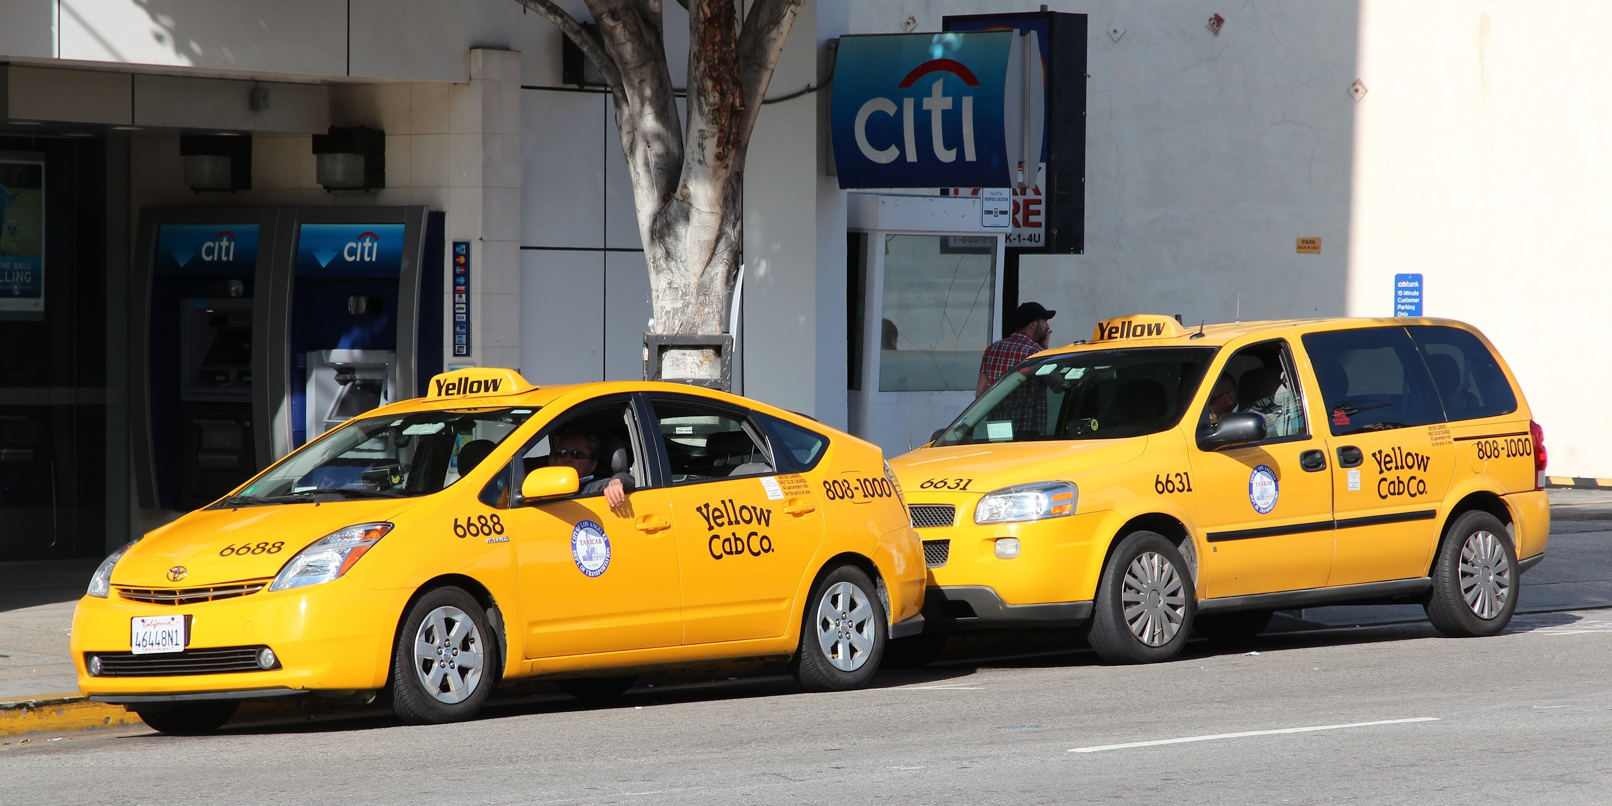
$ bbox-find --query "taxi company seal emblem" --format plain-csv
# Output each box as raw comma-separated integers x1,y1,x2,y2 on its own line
570,520,611,578
1248,465,1280,514
166,566,188,582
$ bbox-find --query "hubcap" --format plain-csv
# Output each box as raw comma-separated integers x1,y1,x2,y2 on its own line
1122,551,1186,647
411,605,484,704
1459,530,1511,620
816,581,875,672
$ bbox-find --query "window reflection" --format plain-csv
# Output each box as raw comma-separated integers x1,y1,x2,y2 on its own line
878,235,996,392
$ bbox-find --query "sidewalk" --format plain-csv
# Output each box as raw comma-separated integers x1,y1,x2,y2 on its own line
6,489,1612,736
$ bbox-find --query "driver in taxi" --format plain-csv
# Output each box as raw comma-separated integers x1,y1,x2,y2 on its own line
550,429,632,507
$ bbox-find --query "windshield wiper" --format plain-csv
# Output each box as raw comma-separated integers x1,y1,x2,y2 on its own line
212,495,273,509
276,488,401,501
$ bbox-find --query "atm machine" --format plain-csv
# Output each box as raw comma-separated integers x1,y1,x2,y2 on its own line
133,207,443,512
270,208,435,452
133,210,276,511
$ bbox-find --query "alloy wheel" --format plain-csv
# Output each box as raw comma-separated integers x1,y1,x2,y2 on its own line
816,581,875,672
1122,551,1186,647
412,605,485,704
1460,530,1512,620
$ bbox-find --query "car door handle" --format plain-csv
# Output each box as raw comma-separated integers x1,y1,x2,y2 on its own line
1337,446,1363,468
1300,449,1327,472
635,517,671,533
783,500,817,516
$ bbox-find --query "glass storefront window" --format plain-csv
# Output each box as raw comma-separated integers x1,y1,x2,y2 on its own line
877,234,995,392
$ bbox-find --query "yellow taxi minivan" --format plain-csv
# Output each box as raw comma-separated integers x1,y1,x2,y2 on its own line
73,369,924,732
891,315,1547,665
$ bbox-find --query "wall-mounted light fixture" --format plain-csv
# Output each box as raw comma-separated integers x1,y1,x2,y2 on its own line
179,133,252,192
311,126,385,191
561,23,609,89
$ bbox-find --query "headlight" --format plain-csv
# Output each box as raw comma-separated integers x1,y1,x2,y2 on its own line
884,461,906,505
974,481,1078,525
269,523,392,592
87,541,136,598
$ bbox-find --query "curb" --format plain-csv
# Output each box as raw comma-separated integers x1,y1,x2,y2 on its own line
1546,476,1612,489
0,695,143,738
0,694,363,738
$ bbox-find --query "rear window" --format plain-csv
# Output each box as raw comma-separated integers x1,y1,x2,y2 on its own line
1407,326,1518,422
1301,327,1445,435
761,414,830,470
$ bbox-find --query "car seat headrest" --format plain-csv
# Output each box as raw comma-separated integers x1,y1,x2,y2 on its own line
456,439,496,476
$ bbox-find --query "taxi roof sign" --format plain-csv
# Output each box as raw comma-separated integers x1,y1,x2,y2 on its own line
426,367,534,400
1092,314,1184,342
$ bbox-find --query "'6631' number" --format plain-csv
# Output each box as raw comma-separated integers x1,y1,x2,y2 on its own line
1154,472,1193,494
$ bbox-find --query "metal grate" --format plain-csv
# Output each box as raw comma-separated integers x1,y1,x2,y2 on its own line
116,579,271,606
923,539,951,568
909,504,957,529
89,646,273,677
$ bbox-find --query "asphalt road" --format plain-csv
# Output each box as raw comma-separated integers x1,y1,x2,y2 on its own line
8,494,1612,805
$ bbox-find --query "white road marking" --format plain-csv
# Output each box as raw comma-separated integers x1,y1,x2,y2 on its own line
1067,717,1439,754
1511,621,1612,636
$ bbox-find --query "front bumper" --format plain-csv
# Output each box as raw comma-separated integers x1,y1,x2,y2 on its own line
71,580,407,698
91,687,308,705
915,508,1113,605
921,586,1092,634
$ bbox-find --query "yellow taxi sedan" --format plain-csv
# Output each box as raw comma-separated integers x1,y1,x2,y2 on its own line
892,314,1547,665
74,369,924,732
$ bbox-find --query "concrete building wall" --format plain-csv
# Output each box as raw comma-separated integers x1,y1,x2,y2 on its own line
742,0,849,427
2,0,580,84
854,0,1612,476
1344,0,1612,477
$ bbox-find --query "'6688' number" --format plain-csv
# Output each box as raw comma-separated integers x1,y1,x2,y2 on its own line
219,541,284,557
453,514,504,539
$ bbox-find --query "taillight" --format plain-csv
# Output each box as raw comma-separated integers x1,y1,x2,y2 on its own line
1531,420,1547,489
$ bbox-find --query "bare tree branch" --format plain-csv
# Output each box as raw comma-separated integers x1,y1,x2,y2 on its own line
512,0,626,97
512,0,805,372
587,0,685,246
674,0,744,279
734,0,806,157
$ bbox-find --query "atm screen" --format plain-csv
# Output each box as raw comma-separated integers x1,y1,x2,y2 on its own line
202,324,252,369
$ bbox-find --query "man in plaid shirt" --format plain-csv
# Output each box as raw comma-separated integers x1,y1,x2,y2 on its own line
976,302,1056,436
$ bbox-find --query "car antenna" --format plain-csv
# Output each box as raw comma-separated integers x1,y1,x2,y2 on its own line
1191,320,1205,340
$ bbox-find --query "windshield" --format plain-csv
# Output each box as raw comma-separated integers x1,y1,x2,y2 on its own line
214,407,537,508
933,347,1217,446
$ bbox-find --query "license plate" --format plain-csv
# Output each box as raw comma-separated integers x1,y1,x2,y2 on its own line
131,615,187,655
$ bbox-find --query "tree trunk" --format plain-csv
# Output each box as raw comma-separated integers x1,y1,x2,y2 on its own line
516,0,806,382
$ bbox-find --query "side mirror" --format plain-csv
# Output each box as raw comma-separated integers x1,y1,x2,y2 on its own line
1197,412,1267,452
518,466,579,504
930,428,948,444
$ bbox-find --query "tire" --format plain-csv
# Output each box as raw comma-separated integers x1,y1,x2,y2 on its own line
557,676,636,701
1087,531,1196,665
390,587,497,724
791,564,887,691
881,633,948,669
1194,609,1274,643
134,700,238,735
1425,511,1518,637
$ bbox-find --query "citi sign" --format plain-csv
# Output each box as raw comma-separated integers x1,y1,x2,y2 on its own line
200,231,239,263
344,231,381,262
853,60,983,166
832,32,1023,190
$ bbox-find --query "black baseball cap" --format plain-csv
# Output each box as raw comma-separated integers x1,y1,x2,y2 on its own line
1014,302,1056,330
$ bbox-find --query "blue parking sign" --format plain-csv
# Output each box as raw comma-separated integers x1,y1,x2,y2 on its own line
1394,274,1423,317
